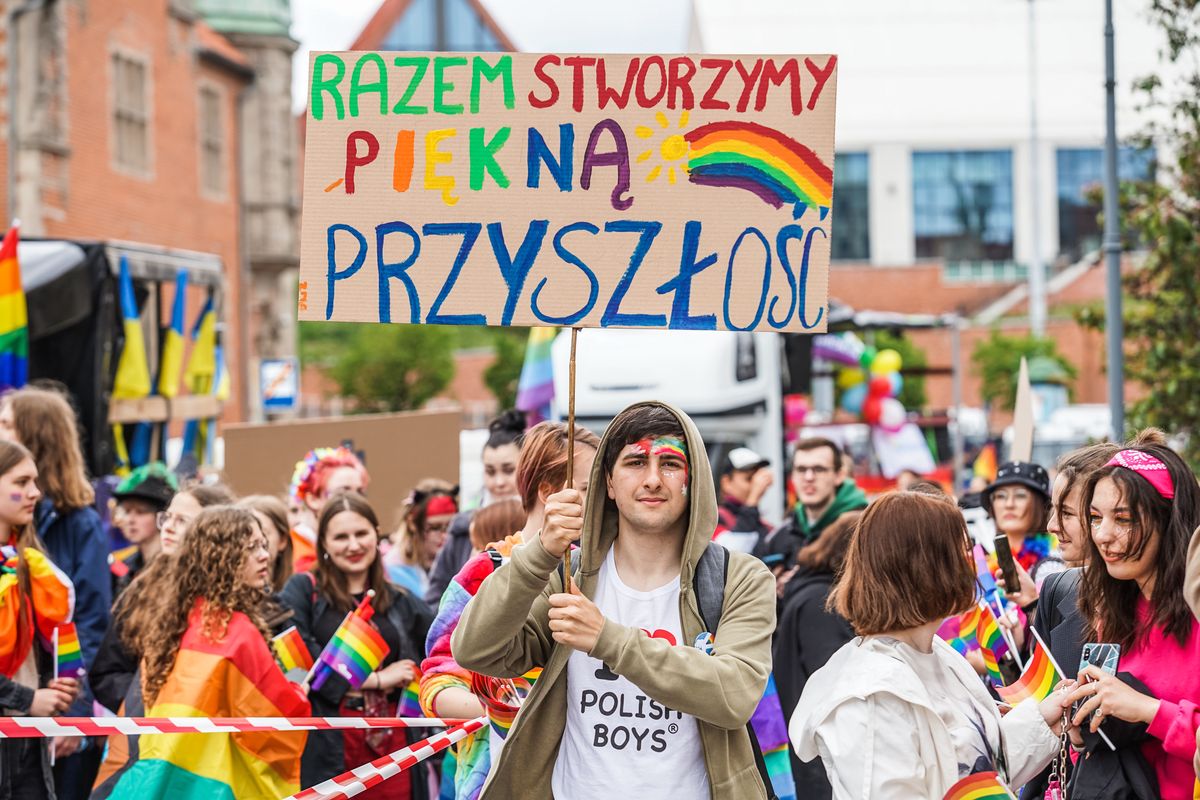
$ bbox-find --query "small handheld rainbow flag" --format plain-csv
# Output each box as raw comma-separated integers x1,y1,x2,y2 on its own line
397,674,423,718
974,604,1010,685
995,630,1061,705
53,623,86,680
943,770,1016,799
271,626,314,673
309,591,389,691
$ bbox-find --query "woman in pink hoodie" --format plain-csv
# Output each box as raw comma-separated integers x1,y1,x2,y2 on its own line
1065,438,1200,799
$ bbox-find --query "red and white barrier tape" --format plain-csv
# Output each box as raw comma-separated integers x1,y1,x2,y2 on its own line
288,716,488,800
0,715,467,739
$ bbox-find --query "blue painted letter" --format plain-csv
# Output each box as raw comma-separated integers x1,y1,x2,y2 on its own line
326,223,367,320
376,221,421,323
423,223,487,325
531,222,600,325
600,220,665,327
656,220,716,330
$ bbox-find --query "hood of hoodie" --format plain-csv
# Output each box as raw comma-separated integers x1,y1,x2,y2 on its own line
794,478,868,538
576,401,717,587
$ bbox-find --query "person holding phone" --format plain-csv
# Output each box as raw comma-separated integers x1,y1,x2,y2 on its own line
981,460,1060,586
790,492,1068,797
1062,437,1200,799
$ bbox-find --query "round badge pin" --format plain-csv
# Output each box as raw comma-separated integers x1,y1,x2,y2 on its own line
693,632,715,655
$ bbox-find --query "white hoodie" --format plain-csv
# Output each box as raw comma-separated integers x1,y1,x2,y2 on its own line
789,635,1059,799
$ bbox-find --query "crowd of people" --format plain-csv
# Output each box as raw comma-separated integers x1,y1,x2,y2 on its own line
1,382,1199,799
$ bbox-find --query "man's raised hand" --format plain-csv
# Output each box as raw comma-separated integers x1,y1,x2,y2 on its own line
539,488,584,558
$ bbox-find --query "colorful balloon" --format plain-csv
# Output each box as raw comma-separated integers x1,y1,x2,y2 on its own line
870,348,903,375
837,368,865,389
862,396,883,425
879,398,907,431
868,375,892,398
841,384,868,415
859,346,877,372
888,372,904,398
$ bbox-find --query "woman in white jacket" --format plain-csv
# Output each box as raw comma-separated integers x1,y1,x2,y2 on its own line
789,491,1072,798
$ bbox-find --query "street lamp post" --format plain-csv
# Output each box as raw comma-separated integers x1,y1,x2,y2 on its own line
1102,0,1125,440
1027,0,1047,338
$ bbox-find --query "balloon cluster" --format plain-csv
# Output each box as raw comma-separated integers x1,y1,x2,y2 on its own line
813,333,908,432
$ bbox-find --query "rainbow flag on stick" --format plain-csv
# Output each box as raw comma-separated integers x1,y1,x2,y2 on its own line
53,623,86,680
307,591,389,691
397,675,423,718
942,770,1016,799
0,222,28,393
974,605,1007,685
270,626,314,673
515,326,557,425
995,629,1061,705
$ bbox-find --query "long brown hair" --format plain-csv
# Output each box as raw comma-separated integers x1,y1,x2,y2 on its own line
315,492,393,614
0,440,48,642
393,478,456,571
117,484,236,651
1077,438,1199,651
3,387,94,510
136,507,271,705
470,498,526,552
238,495,294,592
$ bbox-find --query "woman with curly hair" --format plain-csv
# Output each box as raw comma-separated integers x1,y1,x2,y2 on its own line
0,439,81,800
288,447,369,572
280,492,433,800
0,386,109,792
104,507,310,800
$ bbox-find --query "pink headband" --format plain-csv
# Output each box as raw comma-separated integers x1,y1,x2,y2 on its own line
1105,449,1175,500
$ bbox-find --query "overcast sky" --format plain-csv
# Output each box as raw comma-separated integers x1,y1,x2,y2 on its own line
290,0,693,112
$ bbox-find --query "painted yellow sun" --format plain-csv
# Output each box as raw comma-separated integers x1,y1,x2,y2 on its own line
636,110,691,185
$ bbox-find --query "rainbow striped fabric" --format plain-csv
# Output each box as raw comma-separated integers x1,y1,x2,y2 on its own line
974,605,1009,685
995,635,1061,705
0,223,28,392
398,675,423,719
54,622,86,680
515,326,556,425
943,771,1016,799
973,443,999,483
270,626,314,673
749,674,796,800
106,602,309,800
310,594,389,691
0,546,74,678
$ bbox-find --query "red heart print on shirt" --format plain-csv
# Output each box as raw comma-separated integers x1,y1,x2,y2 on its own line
640,629,677,646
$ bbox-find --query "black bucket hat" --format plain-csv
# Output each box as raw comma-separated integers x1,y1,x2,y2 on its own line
113,463,178,512
981,460,1050,516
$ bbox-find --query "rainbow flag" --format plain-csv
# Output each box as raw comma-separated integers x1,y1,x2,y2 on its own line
53,623,86,680
749,675,796,800
398,676,422,718
310,594,389,691
975,604,1010,684
0,223,28,392
995,634,1061,705
515,326,556,425
943,771,1016,799
937,613,974,655
106,604,309,800
270,626,313,673
973,442,999,483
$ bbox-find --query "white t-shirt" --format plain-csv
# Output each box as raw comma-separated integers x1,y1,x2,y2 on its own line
550,548,710,799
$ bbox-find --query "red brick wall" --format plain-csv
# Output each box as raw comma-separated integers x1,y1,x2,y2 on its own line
21,2,248,421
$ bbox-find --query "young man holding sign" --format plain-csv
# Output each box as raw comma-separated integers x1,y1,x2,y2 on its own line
452,401,776,798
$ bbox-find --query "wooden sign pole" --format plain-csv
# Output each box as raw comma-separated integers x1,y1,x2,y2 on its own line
563,327,579,594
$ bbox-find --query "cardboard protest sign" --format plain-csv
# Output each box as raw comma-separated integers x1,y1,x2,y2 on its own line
221,409,460,525
299,52,837,333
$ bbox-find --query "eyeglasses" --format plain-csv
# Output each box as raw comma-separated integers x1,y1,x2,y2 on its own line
793,466,832,477
156,511,193,529
993,489,1032,504
425,521,451,534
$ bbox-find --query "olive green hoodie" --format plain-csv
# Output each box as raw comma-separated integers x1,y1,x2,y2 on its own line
451,401,776,799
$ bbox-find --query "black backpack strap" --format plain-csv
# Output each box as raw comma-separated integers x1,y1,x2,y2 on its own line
693,543,777,800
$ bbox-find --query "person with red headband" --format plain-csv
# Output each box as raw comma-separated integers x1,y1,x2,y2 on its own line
386,487,458,598
1060,433,1200,799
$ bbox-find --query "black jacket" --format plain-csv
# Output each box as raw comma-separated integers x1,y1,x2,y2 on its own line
423,510,473,610
773,569,855,800
88,614,138,715
279,573,433,794
0,642,55,800
1020,568,1084,798
1066,673,1160,800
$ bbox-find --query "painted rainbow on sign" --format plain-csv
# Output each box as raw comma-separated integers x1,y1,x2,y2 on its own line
684,121,833,217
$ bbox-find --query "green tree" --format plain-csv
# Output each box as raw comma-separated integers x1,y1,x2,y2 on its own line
483,328,527,409
971,330,1077,411
1077,0,1200,468
874,330,928,410
306,323,455,413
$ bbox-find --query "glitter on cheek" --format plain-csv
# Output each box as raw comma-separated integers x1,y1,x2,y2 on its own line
9,494,22,502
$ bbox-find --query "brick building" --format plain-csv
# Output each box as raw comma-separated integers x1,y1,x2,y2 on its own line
1,0,300,424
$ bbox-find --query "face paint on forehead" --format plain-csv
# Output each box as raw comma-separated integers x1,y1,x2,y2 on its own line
650,436,688,462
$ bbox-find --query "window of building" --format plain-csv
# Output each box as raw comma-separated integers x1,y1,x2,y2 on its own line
112,52,151,175
382,0,502,51
383,0,438,49
831,152,869,261
199,85,225,197
1056,146,1155,262
912,150,1014,262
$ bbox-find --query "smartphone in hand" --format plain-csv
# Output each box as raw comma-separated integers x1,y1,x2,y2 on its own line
993,535,1021,596
1074,643,1121,721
